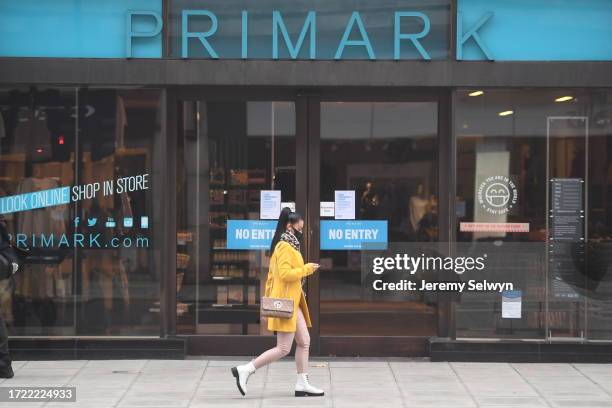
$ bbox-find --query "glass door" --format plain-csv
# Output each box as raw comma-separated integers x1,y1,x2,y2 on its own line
173,90,445,355
176,95,301,337
307,97,442,355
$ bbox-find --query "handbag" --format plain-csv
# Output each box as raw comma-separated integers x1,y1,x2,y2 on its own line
260,258,294,319
261,295,294,319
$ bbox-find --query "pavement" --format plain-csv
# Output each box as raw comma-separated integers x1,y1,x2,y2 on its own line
1,359,612,407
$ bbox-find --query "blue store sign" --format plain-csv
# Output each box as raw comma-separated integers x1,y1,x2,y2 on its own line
457,0,612,61
226,220,276,250
2,0,611,61
0,0,162,58
227,219,387,250
320,220,388,250
0,0,449,60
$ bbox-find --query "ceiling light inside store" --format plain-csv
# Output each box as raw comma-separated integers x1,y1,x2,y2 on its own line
555,96,573,102
469,90,484,96
498,110,514,116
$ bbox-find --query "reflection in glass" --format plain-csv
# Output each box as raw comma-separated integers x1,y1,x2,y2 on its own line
0,87,161,336
77,89,161,335
454,89,612,341
177,101,296,335
319,101,439,336
0,87,76,335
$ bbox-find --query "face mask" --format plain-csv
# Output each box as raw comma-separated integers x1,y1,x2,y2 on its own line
293,229,304,241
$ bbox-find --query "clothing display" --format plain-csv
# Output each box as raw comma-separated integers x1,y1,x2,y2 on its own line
409,195,429,232
83,250,129,307
120,192,133,218
12,108,53,162
360,185,379,219
15,177,68,300
83,200,131,331
0,89,157,337
82,91,120,161
16,177,67,237
115,95,127,149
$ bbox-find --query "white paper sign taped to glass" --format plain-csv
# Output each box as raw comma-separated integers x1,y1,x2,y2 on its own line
501,290,522,319
320,202,335,217
260,190,281,220
320,220,387,250
227,220,276,250
334,190,355,220
281,202,295,213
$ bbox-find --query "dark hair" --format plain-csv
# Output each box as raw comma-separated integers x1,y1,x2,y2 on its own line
270,207,303,252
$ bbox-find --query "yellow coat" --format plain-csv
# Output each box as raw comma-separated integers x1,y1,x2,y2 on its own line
264,241,315,332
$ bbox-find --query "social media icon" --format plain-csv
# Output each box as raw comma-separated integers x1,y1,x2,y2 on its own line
74,217,80,227
105,217,116,228
123,217,133,228
140,216,149,229
87,218,98,227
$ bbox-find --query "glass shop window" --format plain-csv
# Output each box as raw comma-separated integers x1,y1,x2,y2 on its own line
177,100,296,335
454,88,612,341
0,87,162,336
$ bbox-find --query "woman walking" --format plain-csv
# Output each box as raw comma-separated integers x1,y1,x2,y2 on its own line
232,208,324,397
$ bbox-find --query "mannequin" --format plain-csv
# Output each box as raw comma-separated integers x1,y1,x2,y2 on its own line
409,183,428,233
83,200,129,334
360,181,379,219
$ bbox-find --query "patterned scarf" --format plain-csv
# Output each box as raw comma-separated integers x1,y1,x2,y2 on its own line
280,230,300,252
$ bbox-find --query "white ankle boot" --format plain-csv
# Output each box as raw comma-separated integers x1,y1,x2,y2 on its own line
295,373,325,397
231,362,255,396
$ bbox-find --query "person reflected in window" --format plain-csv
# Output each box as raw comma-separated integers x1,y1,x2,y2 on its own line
0,215,14,378
231,208,324,397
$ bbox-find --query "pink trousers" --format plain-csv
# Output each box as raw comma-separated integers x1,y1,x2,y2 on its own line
252,309,310,373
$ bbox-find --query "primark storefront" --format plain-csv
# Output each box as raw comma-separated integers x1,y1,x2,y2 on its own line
1,0,612,361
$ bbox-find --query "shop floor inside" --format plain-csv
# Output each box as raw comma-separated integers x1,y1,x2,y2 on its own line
3,358,612,407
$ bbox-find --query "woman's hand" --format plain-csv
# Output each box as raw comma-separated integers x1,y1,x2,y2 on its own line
306,263,320,272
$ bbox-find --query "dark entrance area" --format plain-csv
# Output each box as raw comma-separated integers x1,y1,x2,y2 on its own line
171,88,450,356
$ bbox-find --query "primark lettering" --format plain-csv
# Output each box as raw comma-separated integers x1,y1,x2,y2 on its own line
129,9,438,60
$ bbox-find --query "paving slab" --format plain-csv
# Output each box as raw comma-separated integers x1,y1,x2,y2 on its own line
0,359,609,407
